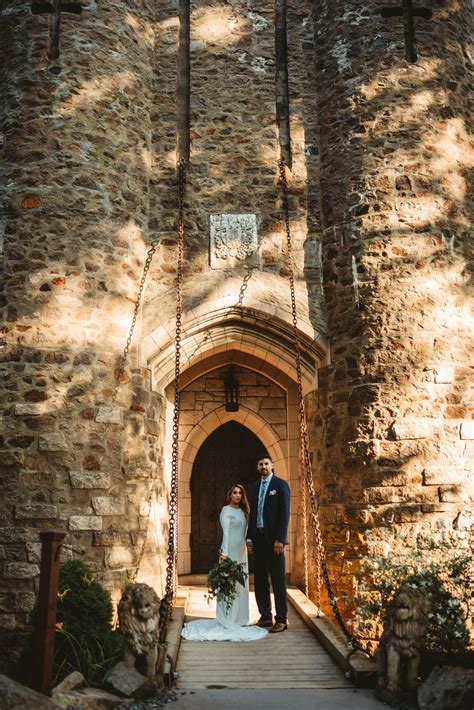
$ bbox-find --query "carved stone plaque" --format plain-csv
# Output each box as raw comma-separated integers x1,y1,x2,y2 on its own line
210,213,258,269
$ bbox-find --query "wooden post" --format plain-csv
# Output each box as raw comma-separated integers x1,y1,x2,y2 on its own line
32,529,66,696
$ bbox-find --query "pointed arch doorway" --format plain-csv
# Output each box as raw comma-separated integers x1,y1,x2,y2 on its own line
190,421,267,573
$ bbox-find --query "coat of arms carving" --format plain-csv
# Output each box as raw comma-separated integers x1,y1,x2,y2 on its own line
210,214,258,269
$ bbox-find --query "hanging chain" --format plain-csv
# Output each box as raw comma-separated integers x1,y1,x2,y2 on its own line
302,459,309,598
160,156,186,644
279,159,369,655
110,158,185,650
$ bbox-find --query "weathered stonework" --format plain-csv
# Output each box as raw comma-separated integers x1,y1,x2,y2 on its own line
0,0,471,674
308,0,473,626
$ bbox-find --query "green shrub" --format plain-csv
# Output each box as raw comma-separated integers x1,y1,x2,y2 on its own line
352,550,472,655
53,560,124,685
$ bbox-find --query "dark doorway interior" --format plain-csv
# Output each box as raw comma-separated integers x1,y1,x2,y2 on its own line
190,421,267,573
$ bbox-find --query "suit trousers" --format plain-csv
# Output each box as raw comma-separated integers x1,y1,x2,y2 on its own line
253,529,288,623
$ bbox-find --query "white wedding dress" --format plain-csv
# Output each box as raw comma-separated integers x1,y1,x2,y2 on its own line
181,506,268,642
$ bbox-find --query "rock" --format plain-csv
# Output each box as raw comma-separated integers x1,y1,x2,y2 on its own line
38,433,69,452
52,687,129,709
460,421,474,440
95,407,121,424
91,497,125,516
68,516,103,531
0,673,59,709
418,665,474,710
3,563,40,579
70,471,111,489
390,418,433,440
52,670,85,694
103,661,149,698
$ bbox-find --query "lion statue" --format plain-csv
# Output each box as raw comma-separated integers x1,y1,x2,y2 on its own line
118,583,164,681
376,585,431,702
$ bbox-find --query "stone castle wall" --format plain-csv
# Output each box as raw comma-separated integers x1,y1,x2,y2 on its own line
0,0,472,673
309,0,473,622
0,0,167,673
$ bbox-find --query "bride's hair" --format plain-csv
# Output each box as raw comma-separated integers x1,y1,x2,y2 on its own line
227,484,250,517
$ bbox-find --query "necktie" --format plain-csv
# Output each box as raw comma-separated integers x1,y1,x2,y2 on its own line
257,479,267,528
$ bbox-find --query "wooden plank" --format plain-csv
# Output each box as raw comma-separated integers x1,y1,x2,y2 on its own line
287,587,376,688
177,681,351,689
163,587,189,685
176,586,352,690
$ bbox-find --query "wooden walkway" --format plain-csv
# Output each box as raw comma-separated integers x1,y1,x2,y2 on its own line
176,586,353,690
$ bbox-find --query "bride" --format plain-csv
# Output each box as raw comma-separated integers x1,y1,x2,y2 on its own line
181,484,268,642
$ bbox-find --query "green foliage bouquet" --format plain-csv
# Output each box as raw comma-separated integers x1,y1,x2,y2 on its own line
207,557,248,611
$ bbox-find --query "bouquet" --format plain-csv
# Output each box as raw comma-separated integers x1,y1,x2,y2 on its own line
206,557,248,611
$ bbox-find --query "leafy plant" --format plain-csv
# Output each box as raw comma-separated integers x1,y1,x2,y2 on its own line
206,558,248,611
53,560,124,685
352,550,472,654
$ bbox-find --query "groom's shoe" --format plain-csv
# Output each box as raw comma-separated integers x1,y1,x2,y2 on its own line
269,622,288,633
256,617,273,628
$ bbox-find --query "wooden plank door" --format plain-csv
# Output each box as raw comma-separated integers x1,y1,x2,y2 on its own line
190,421,267,573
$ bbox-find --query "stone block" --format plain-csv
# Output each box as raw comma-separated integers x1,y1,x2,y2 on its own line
52,687,125,709
0,546,5,561
439,485,471,503
26,542,42,563
453,511,471,530
423,466,466,485
52,671,85,695
0,528,36,543
459,420,474,439
0,450,24,466
0,591,36,613
68,515,102,531
0,674,59,709
0,614,15,630
15,503,57,519
347,384,380,415
418,665,474,710
103,661,149,698
395,504,423,522
38,433,69,451
4,562,40,579
434,366,454,383
363,487,406,504
70,471,111,489
104,546,134,569
95,406,121,424
93,530,123,546
389,418,432,440
91,497,125,515
13,403,49,415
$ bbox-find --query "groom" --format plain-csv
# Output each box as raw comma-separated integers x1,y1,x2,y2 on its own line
246,455,291,633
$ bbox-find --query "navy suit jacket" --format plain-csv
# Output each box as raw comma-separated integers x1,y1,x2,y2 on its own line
247,474,290,545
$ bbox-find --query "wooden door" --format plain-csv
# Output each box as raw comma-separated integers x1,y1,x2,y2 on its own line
190,421,267,573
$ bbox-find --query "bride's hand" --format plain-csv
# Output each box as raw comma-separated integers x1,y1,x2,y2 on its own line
219,554,229,560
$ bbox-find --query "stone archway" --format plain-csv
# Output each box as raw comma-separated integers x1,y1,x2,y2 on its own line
145,304,326,581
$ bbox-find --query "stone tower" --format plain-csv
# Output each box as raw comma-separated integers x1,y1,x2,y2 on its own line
0,0,472,674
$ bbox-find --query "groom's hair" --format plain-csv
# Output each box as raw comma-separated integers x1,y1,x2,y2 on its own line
257,453,272,462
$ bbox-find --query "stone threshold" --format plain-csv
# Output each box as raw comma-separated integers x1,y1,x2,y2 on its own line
163,586,189,687
287,587,376,688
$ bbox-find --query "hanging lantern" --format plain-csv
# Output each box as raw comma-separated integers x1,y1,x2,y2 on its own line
223,367,239,412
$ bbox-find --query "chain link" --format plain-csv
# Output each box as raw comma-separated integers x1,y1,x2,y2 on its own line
159,157,186,644
301,457,309,599
279,159,369,655
111,158,185,648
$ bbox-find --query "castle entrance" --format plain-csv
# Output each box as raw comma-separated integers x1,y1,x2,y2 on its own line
190,421,266,573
